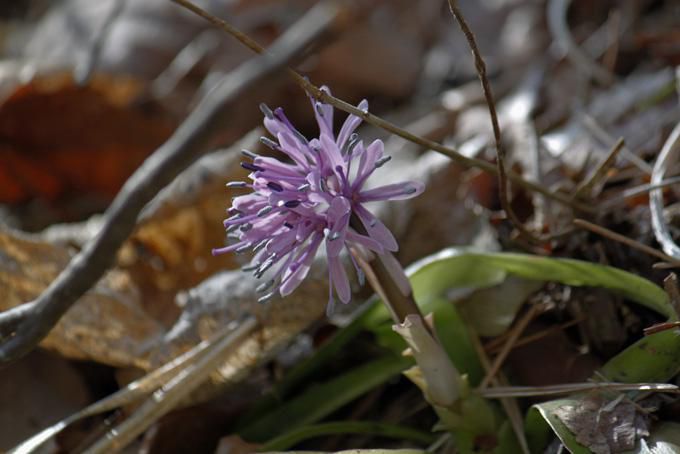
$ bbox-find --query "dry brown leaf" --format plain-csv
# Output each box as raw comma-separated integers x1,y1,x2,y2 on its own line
553,395,649,454
0,230,163,368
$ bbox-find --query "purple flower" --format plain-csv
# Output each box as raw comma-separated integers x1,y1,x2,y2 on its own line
213,87,424,311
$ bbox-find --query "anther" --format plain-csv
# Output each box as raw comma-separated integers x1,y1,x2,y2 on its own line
297,183,310,192
256,279,275,293
241,162,263,172
257,292,275,304
226,181,248,188
259,103,274,119
257,206,273,217
375,156,391,168
267,182,284,192
284,200,301,208
235,244,251,254
242,262,260,272
260,137,280,150
241,149,259,160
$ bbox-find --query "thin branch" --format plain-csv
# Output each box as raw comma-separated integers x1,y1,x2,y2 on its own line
172,0,594,214
479,305,540,390
0,1,341,364
573,137,625,199
447,0,550,245
573,218,680,267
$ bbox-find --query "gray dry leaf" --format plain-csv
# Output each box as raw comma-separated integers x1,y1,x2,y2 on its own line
553,395,649,454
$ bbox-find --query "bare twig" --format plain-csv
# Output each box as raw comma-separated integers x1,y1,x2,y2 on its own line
600,176,680,210
470,330,530,454
447,0,549,245
480,382,678,399
479,305,540,390
573,137,625,199
573,219,680,267
581,114,653,174
0,1,341,364
173,0,594,214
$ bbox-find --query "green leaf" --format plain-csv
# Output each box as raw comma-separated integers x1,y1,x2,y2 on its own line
239,355,411,442
408,249,672,319
525,399,590,454
259,421,435,451
600,329,680,383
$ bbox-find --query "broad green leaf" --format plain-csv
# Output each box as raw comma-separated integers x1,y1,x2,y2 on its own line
365,249,672,328
408,249,672,319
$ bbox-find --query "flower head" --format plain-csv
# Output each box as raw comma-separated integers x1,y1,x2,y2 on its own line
213,87,424,311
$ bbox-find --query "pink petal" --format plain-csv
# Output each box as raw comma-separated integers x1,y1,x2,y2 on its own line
326,197,351,257
352,139,383,191
328,255,351,304
279,233,322,296
359,181,425,202
345,229,384,254
354,203,398,252
313,86,334,138
337,99,368,149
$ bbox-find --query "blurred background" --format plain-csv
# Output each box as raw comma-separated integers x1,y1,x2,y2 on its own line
0,0,679,452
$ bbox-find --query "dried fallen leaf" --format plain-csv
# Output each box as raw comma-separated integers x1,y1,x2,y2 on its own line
0,230,163,368
553,394,648,454
0,71,175,208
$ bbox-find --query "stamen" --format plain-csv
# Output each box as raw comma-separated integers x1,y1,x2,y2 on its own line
259,103,274,119
257,291,275,304
256,279,275,293
260,136,280,150
240,223,253,232
328,231,341,241
242,262,260,272
315,102,325,117
257,206,273,217
226,181,248,188
241,162,263,172
297,183,311,192
375,156,391,168
293,129,309,145
284,222,294,229
253,239,270,253
256,257,275,277
343,133,359,154
235,244,251,254
241,149,259,160
267,182,284,192
404,186,418,194
284,200,301,208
